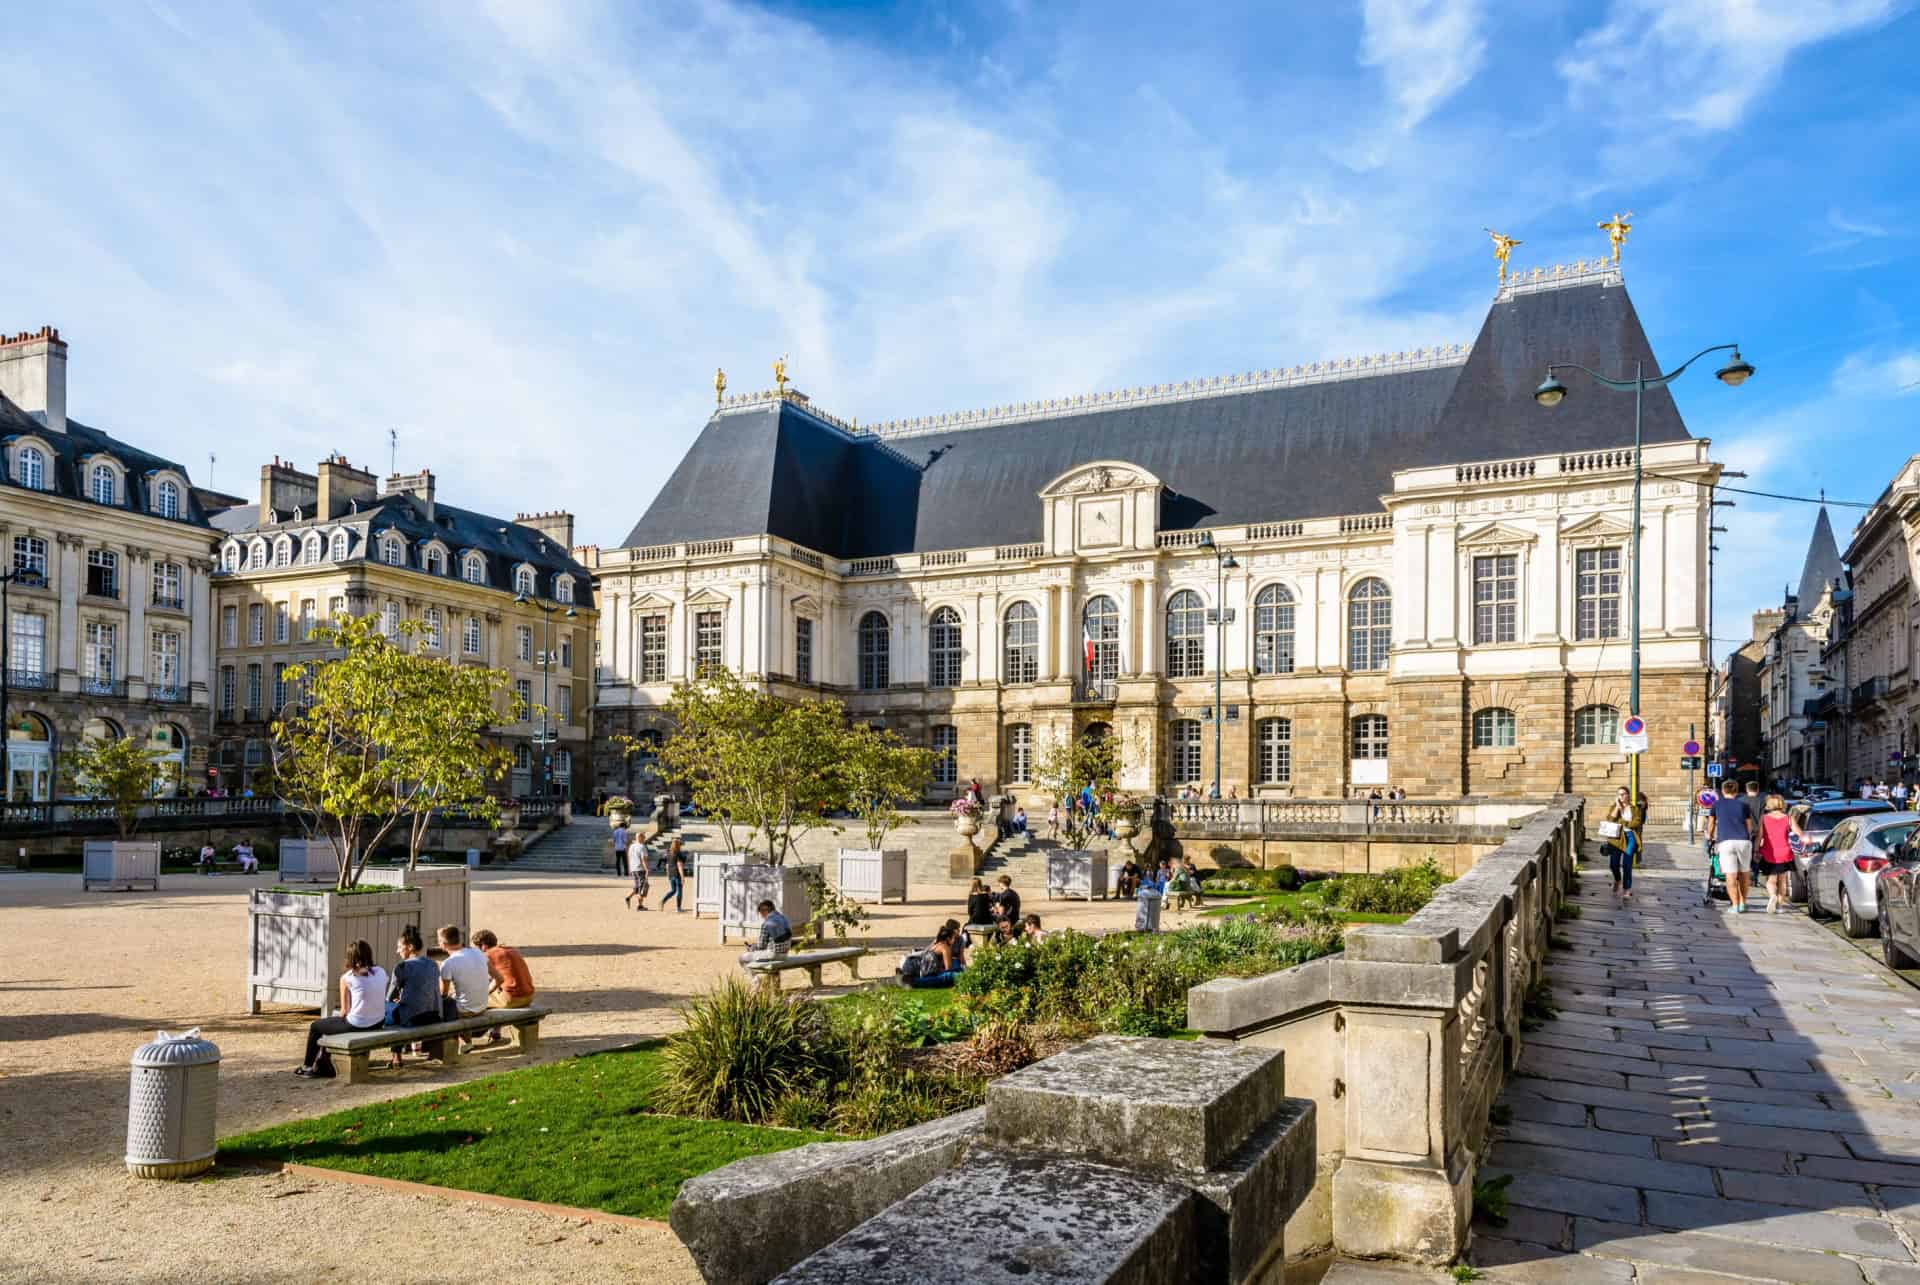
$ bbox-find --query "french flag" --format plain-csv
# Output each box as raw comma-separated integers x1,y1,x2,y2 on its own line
1083,618,1097,674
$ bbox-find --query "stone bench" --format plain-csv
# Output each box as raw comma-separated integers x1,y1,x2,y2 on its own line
317,1005,550,1084
740,946,868,991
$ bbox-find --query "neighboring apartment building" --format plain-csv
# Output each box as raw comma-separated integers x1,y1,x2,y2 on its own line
587,262,1719,810
1709,626,1766,772
1818,454,1920,790
1756,508,1843,783
0,327,218,800
206,459,597,803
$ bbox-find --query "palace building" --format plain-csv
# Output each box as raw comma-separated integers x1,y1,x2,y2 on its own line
585,258,1721,809
207,460,597,802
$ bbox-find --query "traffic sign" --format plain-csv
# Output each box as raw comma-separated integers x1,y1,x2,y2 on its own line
1683,739,1701,757
1619,715,1649,755
1680,756,1702,770
1706,762,1725,779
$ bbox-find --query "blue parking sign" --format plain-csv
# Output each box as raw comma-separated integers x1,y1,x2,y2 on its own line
1705,762,1724,779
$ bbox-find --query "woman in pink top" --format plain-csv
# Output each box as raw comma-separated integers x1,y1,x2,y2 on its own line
1755,793,1806,916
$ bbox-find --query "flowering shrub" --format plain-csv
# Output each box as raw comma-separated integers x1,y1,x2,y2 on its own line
948,796,983,820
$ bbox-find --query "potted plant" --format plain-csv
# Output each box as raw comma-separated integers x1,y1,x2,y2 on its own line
950,795,983,837
835,725,936,904
601,795,636,829
69,734,166,892
1106,791,1145,841
1032,729,1129,901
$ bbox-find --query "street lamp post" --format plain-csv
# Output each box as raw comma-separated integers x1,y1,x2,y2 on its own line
1199,535,1239,800
515,592,577,809
1534,344,1753,806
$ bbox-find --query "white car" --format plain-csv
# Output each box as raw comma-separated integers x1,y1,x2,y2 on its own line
1808,812,1920,938
1790,800,1897,904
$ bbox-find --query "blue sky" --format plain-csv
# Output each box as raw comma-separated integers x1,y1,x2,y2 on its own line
2,1,1916,665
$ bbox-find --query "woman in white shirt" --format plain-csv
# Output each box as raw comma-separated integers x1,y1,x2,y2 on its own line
296,940,387,1079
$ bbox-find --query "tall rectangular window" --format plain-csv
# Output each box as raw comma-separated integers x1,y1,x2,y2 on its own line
931,725,958,786
222,604,238,646
794,616,813,684
640,614,667,683
1258,718,1292,784
219,665,236,714
557,685,572,723
1170,719,1202,784
695,610,723,675
10,613,45,679
152,562,182,608
559,633,573,669
1575,548,1623,641
1472,554,1518,645
84,622,117,684
1003,604,1039,684
464,616,481,656
383,602,400,637
12,535,47,581
300,599,315,639
274,601,290,643
151,630,180,692
248,603,265,645
272,662,288,711
1007,723,1033,783
423,607,442,651
328,595,346,622
514,678,533,715
246,663,263,712
516,625,533,661
86,549,119,598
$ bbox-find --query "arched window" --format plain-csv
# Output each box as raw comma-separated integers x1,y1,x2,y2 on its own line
1254,584,1296,675
381,536,405,567
1082,595,1119,683
1002,602,1039,684
554,576,573,604
1007,723,1033,783
302,533,322,564
331,530,350,561
148,723,188,796
514,566,536,596
1351,714,1389,760
1472,708,1517,749
222,543,239,572
928,607,963,688
1166,590,1205,679
931,724,958,785
90,463,116,505
1347,578,1392,672
16,446,45,491
248,540,267,570
5,712,56,802
273,536,293,567
425,547,446,576
1258,717,1292,784
1169,718,1202,785
82,716,123,746
464,553,486,584
154,479,180,519
858,611,891,691
1574,705,1619,748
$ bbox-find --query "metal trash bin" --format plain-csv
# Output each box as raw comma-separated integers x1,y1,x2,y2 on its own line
466,847,481,869
1134,887,1164,934
126,1028,221,1179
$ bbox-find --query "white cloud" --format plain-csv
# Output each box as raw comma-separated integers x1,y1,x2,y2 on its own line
1359,0,1487,130
1828,208,1891,240
1831,348,1920,396
1559,0,1899,131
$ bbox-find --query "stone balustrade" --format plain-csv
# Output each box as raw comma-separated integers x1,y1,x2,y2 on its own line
1186,795,1583,1266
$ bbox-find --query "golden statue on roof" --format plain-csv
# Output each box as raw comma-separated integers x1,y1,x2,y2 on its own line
714,367,726,405
773,354,790,395
1598,211,1633,264
1485,229,1521,283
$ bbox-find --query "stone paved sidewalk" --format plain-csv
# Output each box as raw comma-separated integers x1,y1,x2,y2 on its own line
1327,839,1920,1285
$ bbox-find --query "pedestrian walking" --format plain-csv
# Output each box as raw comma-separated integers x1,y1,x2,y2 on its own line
611,817,630,877
1754,793,1805,915
1707,778,1758,913
1600,786,1639,899
624,834,651,910
658,835,687,912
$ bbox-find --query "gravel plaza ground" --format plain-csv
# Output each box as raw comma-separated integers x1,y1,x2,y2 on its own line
0,863,1145,1285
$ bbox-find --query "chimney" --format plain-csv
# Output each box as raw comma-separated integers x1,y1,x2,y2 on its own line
316,455,378,520
384,469,436,523
515,510,575,549
259,456,318,522
0,326,68,433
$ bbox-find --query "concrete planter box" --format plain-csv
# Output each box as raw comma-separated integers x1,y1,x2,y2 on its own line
82,840,161,891
720,864,814,944
1046,850,1109,901
695,853,745,918
359,864,471,940
278,838,343,884
837,849,908,905
246,886,424,1016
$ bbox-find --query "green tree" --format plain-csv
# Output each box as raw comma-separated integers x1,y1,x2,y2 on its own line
63,734,166,837
270,614,520,888
656,668,847,864
1032,726,1127,850
838,723,938,850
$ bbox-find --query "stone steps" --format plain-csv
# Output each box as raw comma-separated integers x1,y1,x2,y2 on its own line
514,822,614,873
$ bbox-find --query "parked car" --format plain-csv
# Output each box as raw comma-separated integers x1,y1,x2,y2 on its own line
1808,812,1919,938
1869,817,1920,966
1789,799,1897,904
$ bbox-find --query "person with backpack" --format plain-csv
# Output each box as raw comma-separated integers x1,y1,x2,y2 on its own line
1599,786,1639,899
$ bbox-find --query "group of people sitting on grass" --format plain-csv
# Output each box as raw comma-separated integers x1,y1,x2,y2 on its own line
295,925,537,1079
1115,856,1206,908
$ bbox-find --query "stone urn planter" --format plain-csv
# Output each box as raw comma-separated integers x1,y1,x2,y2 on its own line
607,810,631,830
82,839,161,892
245,885,424,1015
359,863,472,939
954,817,980,838
1113,816,1139,841
1046,850,1110,902
836,848,908,904
719,863,813,944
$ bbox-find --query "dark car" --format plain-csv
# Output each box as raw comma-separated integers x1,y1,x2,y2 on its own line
1788,799,1897,904
1867,818,1920,967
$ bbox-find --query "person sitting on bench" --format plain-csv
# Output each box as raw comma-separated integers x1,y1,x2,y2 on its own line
437,925,490,1028
234,840,259,873
473,928,535,1046
738,900,792,964
295,940,386,1079
385,926,443,1067
1117,858,1143,899
965,878,993,928
989,875,1021,926
195,843,217,874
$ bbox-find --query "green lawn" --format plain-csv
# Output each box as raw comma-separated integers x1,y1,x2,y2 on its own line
1199,880,1412,925
218,1041,832,1219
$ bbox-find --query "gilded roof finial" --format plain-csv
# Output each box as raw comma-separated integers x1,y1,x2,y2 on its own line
714,367,726,405
773,354,790,396
1485,229,1522,284
1598,211,1633,265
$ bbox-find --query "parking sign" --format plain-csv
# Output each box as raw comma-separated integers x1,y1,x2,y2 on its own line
1619,715,1649,755
1706,762,1724,779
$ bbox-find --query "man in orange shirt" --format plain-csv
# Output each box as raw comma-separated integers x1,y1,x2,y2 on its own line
471,928,535,1047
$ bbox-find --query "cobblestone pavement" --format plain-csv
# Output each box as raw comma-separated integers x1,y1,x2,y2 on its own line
1331,839,1920,1284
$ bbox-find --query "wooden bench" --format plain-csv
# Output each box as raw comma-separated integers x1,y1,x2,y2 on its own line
194,860,257,876
740,946,869,992
317,1005,551,1084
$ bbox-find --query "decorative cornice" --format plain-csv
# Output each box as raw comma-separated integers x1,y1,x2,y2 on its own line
1495,260,1622,301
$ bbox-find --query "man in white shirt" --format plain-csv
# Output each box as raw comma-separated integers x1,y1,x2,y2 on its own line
437,925,491,1019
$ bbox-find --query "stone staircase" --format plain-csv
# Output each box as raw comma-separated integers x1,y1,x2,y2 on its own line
513,821,614,873
978,831,1062,885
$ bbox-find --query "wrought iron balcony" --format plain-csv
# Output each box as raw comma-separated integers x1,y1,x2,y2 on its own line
149,683,185,703
1074,678,1118,703
151,594,185,611
6,668,49,690
80,675,126,698
1855,676,1888,707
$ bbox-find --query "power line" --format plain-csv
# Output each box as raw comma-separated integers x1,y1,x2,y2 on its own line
1642,470,1876,508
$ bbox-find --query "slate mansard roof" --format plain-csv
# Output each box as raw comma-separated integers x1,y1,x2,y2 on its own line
625,276,1693,560
0,392,215,526
213,493,596,609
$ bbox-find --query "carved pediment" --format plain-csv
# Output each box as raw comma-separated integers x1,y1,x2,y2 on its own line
1561,514,1632,541
1038,459,1163,499
685,587,731,607
1458,521,1537,548
790,593,821,615
629,591,676,610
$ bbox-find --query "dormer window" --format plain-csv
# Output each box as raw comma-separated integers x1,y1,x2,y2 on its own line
222,543,239,572
554,576,574,604
90,463,116,506
15,446,46,491
248,540,268,570
331,530,350,561
273,536,293,568
154,479,181,519
425,547,446,576
380,535,404,567
303,533,323,564
463,553,486,585
514,566,535,597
